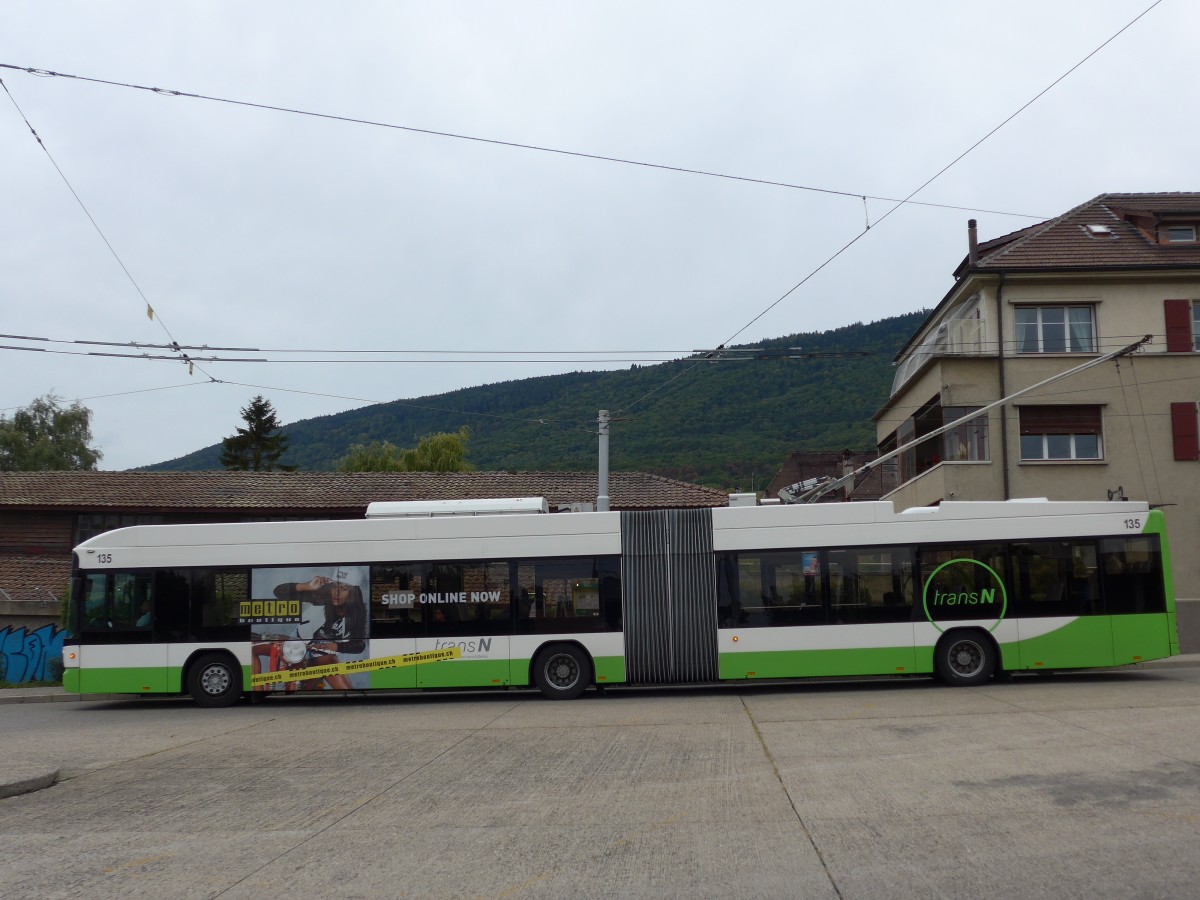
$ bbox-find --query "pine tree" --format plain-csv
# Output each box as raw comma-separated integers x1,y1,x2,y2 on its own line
219,395,294,471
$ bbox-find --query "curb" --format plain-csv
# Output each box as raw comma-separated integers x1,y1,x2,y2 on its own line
1133,656,1200,669
0,691,130,706
0,767,59,800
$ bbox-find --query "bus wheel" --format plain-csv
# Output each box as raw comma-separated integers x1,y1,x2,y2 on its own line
935,631,994,687
533,645,592,700
188,653,242,708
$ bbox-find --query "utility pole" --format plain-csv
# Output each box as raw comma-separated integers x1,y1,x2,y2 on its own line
597,409,610,512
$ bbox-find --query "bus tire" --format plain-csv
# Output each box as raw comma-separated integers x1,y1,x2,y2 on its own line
532,644,592,700
935,631,995,687
187,653,242,708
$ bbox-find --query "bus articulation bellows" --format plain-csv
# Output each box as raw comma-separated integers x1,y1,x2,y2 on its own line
63,497,1177,706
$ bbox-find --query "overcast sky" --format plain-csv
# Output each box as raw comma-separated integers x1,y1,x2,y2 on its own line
2,1,1195,471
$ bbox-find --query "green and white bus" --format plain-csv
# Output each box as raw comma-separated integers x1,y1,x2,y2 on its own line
63,496,1177,706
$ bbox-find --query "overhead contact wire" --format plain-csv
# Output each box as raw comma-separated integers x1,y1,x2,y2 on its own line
0,63,1045,221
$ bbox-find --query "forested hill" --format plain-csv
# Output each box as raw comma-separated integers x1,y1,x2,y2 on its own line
147,311,927,489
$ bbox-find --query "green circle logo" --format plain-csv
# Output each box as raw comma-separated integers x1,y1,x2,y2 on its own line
921,558,1008,634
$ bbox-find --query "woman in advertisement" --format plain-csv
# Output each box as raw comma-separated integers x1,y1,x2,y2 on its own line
251,567,370,691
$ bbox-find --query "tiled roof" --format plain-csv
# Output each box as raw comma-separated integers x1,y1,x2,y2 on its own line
0,554,71,604
959,193,1200,274
0,470,729,512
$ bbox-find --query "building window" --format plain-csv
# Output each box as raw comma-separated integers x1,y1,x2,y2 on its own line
75,513,165,546
1014,306,1096,353
941,407,989,461
1171,402,1199,461
1166,225,1197,243
886,401,990,485
1019,406,1103,460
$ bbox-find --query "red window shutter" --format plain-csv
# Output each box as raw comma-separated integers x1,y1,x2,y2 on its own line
1164,299,1193,353
1170,402,1199,461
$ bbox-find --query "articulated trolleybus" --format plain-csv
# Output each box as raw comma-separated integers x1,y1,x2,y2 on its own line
64,496,1177,706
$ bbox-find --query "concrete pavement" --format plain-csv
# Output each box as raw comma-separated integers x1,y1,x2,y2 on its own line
3,654,1197,803
5,664,1200,897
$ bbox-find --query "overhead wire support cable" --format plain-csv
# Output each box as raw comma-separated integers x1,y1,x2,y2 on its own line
617,0,1164,420
0,331,700,357
2,4,1165,450
1,332,873,364
718,0,1164,352
0,343,719,365
0,63,1047,222
0,76,214,382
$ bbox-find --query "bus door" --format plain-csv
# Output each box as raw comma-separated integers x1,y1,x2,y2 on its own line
77,570,172,694
416,561,512,688
1012,541,1115,670
1100,535,1172,665
364,565,422,689
417,623,510,689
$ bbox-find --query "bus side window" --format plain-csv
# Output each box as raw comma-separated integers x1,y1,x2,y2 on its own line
1100,536,1165,615
191,569,251,641
1012,541,1097,617
828,547,913,625
154,569,192,641
515,558,616,634
728,550,827,627
370,564,425,638
716,553,739,627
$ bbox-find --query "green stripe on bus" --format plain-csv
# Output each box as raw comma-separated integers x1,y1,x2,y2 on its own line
721,615,1173,681
367,655,628,690
593,655,626,685
719,646,919,680
76,666,183,694
1004,613,1173,669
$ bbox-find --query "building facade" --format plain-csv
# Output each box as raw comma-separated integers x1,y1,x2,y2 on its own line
875,193,1200,614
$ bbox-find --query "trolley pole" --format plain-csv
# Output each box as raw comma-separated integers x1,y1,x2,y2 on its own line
597,410,611,512
798,334,1153,504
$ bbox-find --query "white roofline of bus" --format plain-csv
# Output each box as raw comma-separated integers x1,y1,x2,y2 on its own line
72,497,1153,562
74,507,623,560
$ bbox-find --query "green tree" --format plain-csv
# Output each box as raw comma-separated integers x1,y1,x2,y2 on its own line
0,393,102,471
220,395,295,471
337,426,472,472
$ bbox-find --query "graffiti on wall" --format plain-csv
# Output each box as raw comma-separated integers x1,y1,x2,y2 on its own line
0,624,66,683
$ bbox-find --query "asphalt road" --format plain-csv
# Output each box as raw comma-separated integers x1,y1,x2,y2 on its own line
4,669,1200,898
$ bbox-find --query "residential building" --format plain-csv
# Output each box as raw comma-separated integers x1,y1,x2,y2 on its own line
875,192,1200,637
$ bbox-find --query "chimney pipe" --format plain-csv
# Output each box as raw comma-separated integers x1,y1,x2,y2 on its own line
968,219,978,264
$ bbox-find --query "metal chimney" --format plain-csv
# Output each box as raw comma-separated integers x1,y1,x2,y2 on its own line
968,219,978,264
